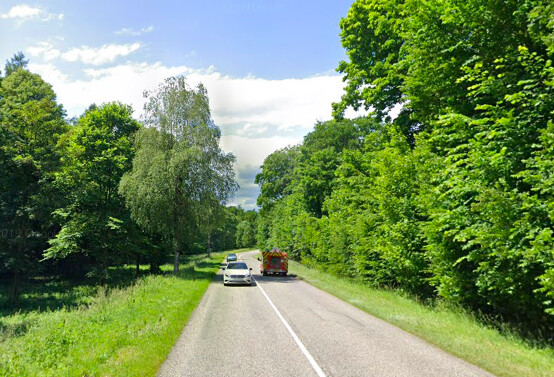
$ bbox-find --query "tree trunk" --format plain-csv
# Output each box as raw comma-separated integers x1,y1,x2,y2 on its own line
173,250,180,273
9,271,20,303
100,260,107,287
136,255,140,276
149,261,159,274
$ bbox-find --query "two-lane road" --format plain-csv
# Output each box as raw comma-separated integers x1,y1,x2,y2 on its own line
157,250,494,377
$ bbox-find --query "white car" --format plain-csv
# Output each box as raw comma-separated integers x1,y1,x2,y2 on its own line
223,262,252,286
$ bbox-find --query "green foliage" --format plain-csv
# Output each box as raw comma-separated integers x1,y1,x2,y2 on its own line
296,118,377,218
255,145,300,208
120,76,237,270
44,103,142,281
334,0,548,132
0,254,225,377
258,0,554,339
320,129,434,293
0,67,67,297
235,220,255,248
333,0,405,121
205,206,252,252
235,211,257,249
422,41,554,326
522,121,554,315
4,52,29,76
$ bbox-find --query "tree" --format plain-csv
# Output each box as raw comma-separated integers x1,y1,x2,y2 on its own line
255,118,377,257
0,67,67,300
334,0,543,136
236,220,256,248
296,118,376,217
333,0,405,122
4,52,29,77
120,76,237,272
255,0,554,335
44,102,141,282
210,206,241,251
329,0,554,330
422,43,554,324
255,145,299,209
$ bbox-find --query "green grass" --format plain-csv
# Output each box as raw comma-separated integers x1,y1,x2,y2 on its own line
289,260,554,377
0,252,225,377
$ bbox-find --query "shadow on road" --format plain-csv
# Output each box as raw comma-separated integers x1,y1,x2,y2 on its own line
254,274,298,284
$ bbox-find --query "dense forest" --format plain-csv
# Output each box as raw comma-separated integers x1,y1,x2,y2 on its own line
0,55,257,302
256,0,554,339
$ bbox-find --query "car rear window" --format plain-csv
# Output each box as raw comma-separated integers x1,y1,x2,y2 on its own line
227,262,247,269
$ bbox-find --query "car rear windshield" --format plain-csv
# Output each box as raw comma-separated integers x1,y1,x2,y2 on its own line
227,262,247,269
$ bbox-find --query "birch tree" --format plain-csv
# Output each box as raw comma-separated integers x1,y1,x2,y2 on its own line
120,76,237,272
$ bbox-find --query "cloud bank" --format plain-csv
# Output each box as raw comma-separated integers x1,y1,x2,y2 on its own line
28,61,358,208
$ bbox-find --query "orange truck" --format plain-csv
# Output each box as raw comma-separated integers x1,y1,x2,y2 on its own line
259,248,288,276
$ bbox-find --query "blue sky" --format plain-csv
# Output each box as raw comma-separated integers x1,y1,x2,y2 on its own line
0,1,360,209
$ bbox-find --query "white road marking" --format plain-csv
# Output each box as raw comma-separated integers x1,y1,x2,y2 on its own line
240,252,326,377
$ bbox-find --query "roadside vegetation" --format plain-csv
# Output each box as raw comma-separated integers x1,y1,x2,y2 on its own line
0,53,256,374
0,60,257,303
289,260,554,377
256,0,554,347
0,252,225,377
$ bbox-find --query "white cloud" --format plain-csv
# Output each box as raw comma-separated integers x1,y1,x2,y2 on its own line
114,26,154,36
27,61,364,208
0,4,63,22
27,42,61,61
221,135,302,209
28,62,205,117
27,41,142,66
60,43,141,65
28,62,68,84
192,74,348,131
221,135,301,171
28,61,357,129
1,4,40,18
237,123,268,136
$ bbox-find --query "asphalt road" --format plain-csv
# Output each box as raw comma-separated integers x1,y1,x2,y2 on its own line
157,250,495,377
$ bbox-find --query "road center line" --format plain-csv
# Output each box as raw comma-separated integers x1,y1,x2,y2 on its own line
252,274,327,377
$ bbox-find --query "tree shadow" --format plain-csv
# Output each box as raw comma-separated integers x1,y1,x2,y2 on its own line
0,266,146,317
254,274,298,284
0,259,224,339
165,265,222,282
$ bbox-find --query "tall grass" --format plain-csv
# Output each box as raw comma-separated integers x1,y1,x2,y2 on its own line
289,260,554,377
0,253,224,377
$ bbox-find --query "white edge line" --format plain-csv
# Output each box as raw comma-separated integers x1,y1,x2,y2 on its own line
241,251,326,377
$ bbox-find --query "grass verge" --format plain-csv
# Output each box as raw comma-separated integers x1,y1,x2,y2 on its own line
0,252,225,377
289,260,554,377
